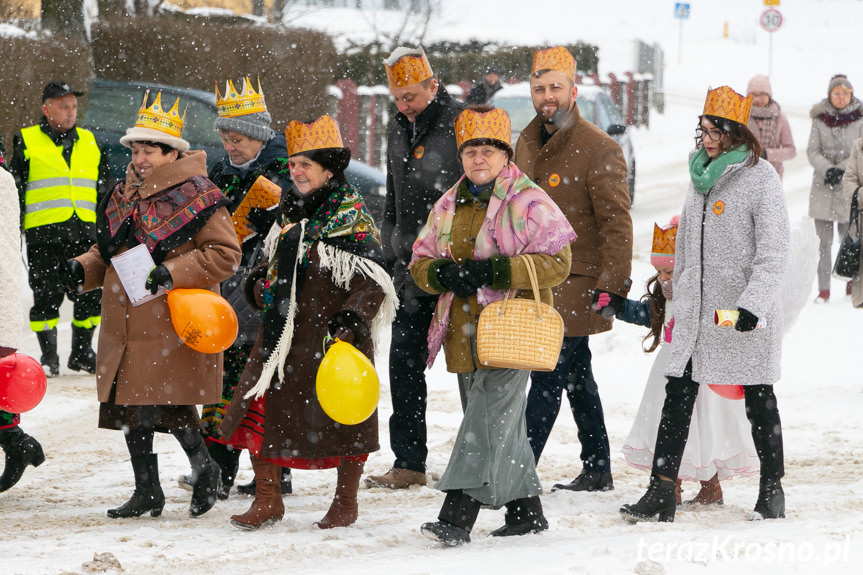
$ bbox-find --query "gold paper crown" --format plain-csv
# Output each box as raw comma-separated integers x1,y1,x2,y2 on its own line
215,77,267,118
532,46,577,82
134,90,186,138
455,108,511,150
703,86,752,125
651,222,678,267
384,50,433,88
285,115,344,156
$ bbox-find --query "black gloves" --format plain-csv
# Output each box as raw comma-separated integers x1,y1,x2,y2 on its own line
436,263,475,298
246,207,278,234
57,257,85,297
735,307,759,332
328,310,369,346
464,259,494,289
825,167,845,186
592,289,626,319
145,264,173,294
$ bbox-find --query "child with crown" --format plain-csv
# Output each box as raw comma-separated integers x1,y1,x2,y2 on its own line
620,86,790,524
218,115,397,531
410,106,576,546
611,216,759,510
64,90,242,520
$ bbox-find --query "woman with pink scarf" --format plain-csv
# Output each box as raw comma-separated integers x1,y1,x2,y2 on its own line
410,106,575,546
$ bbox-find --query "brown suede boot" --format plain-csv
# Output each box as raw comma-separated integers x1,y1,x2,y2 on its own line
684,473,723,505
230,456,285,530
674,479,683,506
316,459,364,529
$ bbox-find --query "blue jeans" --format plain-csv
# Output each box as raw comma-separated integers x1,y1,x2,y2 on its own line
525,336,611,472
387,293,437,473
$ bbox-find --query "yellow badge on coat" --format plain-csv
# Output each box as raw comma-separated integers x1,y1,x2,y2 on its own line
712,200,725,215
548,173,561,187
414,146,424,159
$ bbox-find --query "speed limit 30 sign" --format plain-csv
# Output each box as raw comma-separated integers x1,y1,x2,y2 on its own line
760,8,782,32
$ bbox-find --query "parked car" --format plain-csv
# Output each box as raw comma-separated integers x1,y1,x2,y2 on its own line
490,82,636,203
79,79,387,221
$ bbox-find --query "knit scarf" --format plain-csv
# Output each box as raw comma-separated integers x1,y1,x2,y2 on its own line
98,175,229,265
689,146,750,195
410,163,577,368
749,101,780,148
244,181,397,400
818,107,863,128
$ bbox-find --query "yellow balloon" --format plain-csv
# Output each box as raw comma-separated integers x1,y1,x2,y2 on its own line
167,289,239,353
316,340,379,425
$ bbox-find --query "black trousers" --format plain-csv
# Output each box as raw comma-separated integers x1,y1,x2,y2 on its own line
525,336,611,472
652,360,785,483
387,292,437,473
26,236,101,326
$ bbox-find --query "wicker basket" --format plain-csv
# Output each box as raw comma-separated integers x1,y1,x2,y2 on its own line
476,255,563,371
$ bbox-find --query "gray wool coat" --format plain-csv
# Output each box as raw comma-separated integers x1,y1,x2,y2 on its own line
842,137,863,308
666,152,789,387
807,98,863,222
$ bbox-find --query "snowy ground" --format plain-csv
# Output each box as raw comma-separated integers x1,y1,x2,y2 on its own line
3,2,863,574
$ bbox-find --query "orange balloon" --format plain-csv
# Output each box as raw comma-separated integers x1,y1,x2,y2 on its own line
708,384,745,400
167,289,238,353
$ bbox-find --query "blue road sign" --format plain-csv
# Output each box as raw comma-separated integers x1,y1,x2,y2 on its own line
675,3,691,19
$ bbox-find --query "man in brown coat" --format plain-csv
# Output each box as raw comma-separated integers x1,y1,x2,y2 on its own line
514,46,633,492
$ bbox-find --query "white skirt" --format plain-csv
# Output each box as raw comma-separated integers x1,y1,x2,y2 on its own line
621,344,760,481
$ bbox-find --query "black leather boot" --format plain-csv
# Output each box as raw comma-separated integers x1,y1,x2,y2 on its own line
237,467,293,495
107,454,165,518
210,442,241,500
187,442,221,517
0,427,46,492
68,325,97,374
490,496,549,537
619,476,677,523
35,329,60,378
421,490,481,546
749,478,785,520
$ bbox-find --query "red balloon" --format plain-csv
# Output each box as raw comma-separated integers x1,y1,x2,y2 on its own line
0,353,48,413
708,384,745,400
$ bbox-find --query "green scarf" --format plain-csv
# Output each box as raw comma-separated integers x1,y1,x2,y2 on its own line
689,146,750,195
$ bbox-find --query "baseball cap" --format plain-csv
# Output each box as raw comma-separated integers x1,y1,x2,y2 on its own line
42,81,84,103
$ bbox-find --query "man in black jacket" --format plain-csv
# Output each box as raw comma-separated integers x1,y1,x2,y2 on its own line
365,47,464,490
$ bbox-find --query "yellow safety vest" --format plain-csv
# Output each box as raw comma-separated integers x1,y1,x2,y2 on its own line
21,125,100,230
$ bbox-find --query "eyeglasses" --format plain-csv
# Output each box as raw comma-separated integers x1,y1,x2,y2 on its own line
462,147,503,160
695,127,724,142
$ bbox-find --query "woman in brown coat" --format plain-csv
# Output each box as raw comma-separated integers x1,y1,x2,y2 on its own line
68,91,241,519
219,115,397,530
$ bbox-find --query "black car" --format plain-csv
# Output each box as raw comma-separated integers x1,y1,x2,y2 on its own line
79,79,387,221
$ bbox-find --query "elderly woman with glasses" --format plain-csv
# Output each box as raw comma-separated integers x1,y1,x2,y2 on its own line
620,86,789,524
410,106,575,546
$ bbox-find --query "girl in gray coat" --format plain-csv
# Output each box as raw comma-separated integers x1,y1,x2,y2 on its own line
620,86,789,524
807,74,863,301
